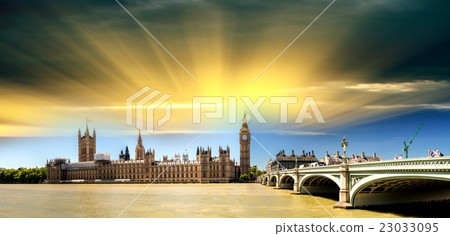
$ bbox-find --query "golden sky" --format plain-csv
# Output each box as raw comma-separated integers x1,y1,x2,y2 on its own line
1,0,450,137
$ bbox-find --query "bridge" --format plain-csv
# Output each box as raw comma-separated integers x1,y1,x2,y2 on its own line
257,157,450,208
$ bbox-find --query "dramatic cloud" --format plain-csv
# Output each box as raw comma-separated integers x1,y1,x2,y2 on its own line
1,0,450,136
345,80,449,93
365,103,450,110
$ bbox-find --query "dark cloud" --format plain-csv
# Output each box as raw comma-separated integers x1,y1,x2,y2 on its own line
0,0,115,16
1,0,450,89
373,39,450,81
320,0,450,83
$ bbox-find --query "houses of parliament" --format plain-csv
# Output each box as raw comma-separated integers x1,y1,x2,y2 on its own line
46,117,251,183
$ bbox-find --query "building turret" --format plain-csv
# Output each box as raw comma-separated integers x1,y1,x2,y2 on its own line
219,145,230,162
196,146,211,162
182,153,189,162
119,150,125,161
144,148,155,164
135,129,145,160
125,146,130,161
78,125,96,162
174,153,181,162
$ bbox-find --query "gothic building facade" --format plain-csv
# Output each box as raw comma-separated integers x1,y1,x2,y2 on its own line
78,127,96,162
46,116,251,183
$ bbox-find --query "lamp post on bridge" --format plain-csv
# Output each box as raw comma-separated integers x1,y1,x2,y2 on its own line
334,136,352,208
341,137,348,164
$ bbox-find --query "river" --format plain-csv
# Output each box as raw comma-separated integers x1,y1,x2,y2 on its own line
0,184,447,218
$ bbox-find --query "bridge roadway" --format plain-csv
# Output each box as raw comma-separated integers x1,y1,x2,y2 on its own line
257,157,450,208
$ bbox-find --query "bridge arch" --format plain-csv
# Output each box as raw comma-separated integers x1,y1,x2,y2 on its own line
350,174,450,206
269,175,278,186
279,174,295,189
299,174,341,194
262,176,268,185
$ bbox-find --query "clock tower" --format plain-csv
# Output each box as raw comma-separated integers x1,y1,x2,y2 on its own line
239,114,251,176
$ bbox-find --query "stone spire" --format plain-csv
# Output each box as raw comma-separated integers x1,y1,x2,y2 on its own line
242,112,248,127
137,129,143,146
125,146,130,161
135,129,145,160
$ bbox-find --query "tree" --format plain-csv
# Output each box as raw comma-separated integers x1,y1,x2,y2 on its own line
39,167,47,182
0,167,47,183
239,174,250,181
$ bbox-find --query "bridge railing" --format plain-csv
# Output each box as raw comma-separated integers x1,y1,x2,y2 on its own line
348,156,450,169
265,165,341,176
261,157,450,176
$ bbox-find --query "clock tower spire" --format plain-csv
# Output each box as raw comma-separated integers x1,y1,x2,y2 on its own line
239,113,251,176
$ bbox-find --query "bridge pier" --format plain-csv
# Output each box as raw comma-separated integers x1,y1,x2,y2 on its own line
333,163,352,209
290,180,300,194
290,169,300,194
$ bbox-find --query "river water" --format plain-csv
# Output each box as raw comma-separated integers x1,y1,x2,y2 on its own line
0,184,447,218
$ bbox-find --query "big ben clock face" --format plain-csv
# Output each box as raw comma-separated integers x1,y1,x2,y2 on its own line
242,134,248,140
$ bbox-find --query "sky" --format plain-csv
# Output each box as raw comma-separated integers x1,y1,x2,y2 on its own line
1,0,450,169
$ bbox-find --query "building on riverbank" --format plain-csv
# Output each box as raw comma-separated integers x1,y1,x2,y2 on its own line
324,151,382,165
46,116,251,183
267,150,318,171
265,149,383,172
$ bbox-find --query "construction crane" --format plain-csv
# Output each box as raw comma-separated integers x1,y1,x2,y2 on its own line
403,123,423,159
